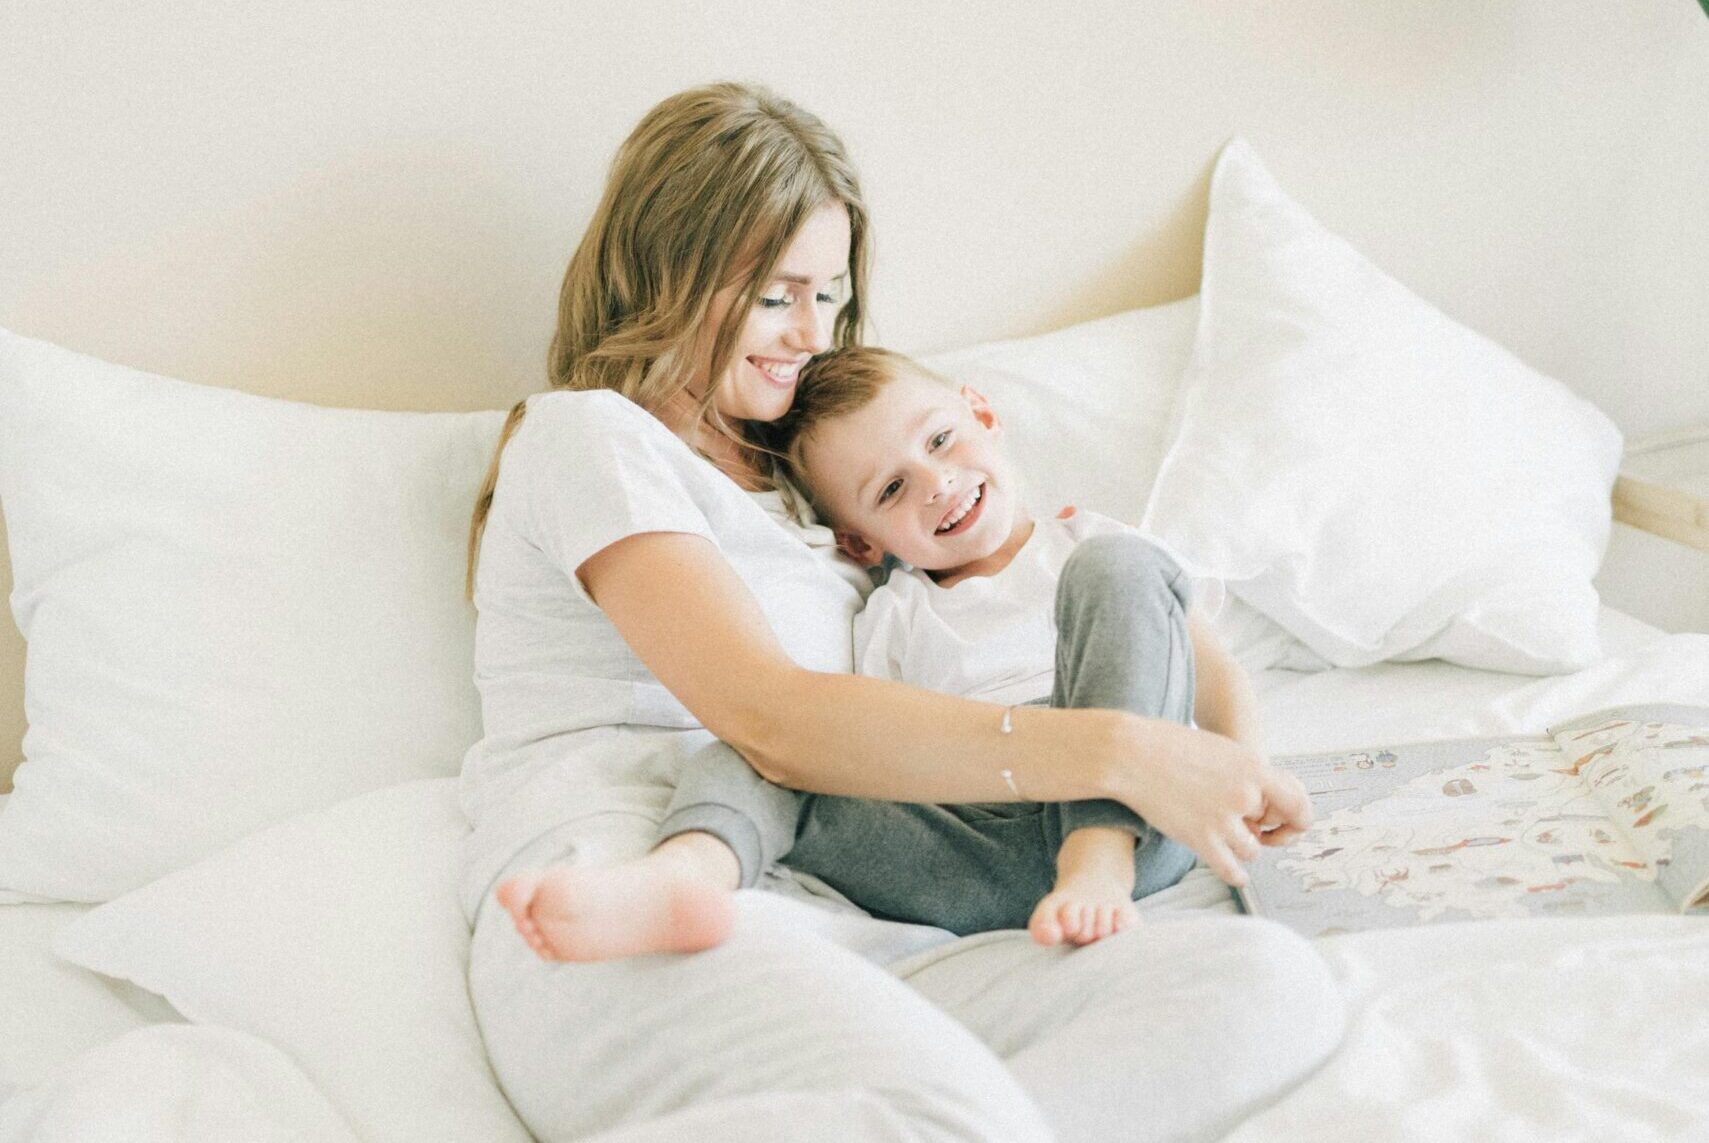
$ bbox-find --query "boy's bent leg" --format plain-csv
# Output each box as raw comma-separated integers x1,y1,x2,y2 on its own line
659,739,803,889
1052,531,1196,722
897,916,1346,1142
1047,532,1199,890
470,820,1054,1143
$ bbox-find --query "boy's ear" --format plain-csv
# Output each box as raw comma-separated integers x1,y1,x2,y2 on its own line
960,384,1002,433
834,529,885,567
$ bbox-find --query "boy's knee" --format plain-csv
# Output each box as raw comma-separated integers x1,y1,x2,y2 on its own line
1057,533,1189,613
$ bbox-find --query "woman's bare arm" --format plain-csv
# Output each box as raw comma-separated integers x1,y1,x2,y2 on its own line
581,531,1308,884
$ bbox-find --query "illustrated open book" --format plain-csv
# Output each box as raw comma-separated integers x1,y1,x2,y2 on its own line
1238,704,1709,937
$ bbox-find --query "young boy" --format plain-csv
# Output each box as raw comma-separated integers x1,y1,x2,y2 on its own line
499,347,1268,960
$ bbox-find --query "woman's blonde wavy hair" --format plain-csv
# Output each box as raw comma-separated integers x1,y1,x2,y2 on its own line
466,82,870,595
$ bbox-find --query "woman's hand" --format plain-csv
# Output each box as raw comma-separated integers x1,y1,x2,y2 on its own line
1105,720,1311,888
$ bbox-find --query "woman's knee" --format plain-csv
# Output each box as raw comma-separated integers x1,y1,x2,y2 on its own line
1078,917,1344,1140
1206,919,1346,1080
469,894,1052,1143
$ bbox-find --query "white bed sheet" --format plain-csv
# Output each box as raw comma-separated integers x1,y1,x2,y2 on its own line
2,606,1707,1141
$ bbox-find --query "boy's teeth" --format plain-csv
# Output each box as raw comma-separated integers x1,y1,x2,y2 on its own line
937,485,982,532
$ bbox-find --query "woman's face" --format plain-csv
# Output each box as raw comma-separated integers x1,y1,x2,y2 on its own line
705,202,852,424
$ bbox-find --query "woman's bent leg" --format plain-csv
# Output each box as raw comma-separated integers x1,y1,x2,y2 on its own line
471,819,1054,1143
898,915,1345,1142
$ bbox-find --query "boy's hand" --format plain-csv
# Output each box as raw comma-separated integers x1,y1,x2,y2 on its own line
1245,768,1311,847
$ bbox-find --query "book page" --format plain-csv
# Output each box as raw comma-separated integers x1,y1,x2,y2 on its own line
1551,704,1709,911
1244,734,1671,937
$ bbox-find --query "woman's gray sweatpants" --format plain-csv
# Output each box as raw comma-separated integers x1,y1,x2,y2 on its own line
658,531,1200,935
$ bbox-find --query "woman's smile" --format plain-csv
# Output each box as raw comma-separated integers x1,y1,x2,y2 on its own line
750,355,807,389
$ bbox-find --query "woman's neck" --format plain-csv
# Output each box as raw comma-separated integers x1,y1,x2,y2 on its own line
657,392,769,491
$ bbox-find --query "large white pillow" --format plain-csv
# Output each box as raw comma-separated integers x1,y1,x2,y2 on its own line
1142,140,1623,674
0,329,504,901
52,778,532,1143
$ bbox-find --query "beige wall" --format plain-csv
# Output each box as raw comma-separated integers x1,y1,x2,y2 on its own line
3,1,1707,785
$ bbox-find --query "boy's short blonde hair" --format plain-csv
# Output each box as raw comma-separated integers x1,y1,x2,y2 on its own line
765,346,947,517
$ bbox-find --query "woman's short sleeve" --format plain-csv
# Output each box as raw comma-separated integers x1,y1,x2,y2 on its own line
502,391,722,597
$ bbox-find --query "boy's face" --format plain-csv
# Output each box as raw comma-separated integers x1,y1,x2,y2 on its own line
800,368,1022,571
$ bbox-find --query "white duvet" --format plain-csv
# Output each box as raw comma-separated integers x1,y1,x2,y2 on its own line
4,616,1709,1143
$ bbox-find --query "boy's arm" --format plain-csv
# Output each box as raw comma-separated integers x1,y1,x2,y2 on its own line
1188,610,1306,845
1188,610,1259,747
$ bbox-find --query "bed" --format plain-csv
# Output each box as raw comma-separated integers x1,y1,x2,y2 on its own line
4,608,1708,1141
3,4,1708,1141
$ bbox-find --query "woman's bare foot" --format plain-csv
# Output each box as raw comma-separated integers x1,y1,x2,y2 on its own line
1028,874,1141,947
495,840,738,963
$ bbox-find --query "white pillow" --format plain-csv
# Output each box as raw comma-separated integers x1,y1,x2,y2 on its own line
1142,140,1623,674
52,779,532,1143
0,329,504,901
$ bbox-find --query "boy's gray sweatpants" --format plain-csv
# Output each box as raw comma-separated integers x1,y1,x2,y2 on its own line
658,531,1199,936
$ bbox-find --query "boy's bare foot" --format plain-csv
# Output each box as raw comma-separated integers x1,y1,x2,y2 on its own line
1028,872,1141,947
495,858,736,963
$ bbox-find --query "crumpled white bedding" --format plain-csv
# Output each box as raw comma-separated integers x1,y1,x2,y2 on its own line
1228,917,1709,1141
3,611,1707,1142
0,1025,358,1143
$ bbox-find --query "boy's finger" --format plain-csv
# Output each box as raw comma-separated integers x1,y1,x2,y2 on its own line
1259,820,1308,846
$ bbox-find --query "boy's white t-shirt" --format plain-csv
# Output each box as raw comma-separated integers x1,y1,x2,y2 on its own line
854,509,1222,706
458,389,870,919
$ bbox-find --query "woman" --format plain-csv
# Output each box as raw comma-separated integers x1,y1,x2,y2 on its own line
461,82,1343,1142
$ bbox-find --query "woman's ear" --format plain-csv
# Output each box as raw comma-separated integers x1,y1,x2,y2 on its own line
959,385,1002,434
834,529,884,567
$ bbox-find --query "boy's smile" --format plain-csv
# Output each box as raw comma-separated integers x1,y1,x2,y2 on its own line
799,368,1032,581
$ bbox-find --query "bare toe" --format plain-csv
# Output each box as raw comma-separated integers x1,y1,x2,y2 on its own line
1029,906,1064,946
496,870,543,924
1089,906,1109,940
1059,902,1086,943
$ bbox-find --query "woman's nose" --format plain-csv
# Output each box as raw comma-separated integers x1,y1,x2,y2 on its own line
788,298,831,354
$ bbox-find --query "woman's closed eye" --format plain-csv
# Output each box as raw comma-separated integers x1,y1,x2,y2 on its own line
758,289,843,309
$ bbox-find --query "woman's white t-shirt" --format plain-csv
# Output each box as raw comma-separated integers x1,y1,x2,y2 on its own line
457,389,869,919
